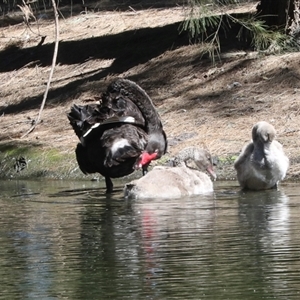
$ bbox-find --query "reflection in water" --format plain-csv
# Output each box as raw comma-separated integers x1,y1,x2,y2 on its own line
0,180,87,299
133,194,218,298
238,189,291,298
238,189,290,249
0,180,300,299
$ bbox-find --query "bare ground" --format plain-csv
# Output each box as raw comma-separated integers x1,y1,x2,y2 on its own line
1,3,300,182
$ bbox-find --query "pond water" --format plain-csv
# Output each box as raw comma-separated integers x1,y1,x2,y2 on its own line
0,179,300,299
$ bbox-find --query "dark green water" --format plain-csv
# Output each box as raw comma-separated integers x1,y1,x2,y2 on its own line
0,179,300,299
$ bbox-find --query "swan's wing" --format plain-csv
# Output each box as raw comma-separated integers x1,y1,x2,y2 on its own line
101,85,146,126
67,104,97,139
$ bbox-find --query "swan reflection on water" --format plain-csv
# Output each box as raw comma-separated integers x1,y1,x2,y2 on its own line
0,180,299,299
238,188,290,247
237,188,291,295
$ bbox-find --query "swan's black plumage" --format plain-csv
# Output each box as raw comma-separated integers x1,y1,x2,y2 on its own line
68,78,167,193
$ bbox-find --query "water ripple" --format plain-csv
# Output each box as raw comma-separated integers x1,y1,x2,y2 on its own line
0,180,300,299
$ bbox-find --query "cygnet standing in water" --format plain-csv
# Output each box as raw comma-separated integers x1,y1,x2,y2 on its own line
124,147,216,199
234,121,289,190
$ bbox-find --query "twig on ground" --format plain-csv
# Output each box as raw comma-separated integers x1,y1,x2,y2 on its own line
21,0,59,139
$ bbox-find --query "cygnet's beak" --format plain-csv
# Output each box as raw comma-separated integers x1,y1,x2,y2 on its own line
207,167,217,181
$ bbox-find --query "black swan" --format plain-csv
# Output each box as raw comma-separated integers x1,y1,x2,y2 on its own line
234,121,289,190
124,147,216,199
68,78,167,193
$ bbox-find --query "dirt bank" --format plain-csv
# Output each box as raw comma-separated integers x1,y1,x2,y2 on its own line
0,5,299,183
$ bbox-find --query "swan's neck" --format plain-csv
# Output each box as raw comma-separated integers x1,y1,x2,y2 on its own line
107,79,167,164
109,79,163,133
253,141,273,168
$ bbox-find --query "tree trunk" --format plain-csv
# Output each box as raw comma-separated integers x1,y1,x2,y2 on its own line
288,0,300,37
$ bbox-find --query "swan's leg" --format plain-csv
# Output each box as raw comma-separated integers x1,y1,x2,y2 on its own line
105,176,113,193
142,166,148,176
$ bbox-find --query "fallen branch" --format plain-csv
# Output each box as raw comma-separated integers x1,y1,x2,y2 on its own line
21,0,59,138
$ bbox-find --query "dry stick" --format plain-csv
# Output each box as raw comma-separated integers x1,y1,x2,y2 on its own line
21,0,59,138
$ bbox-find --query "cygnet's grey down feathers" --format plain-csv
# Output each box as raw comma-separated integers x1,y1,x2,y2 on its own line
124,166,213,199
124,147,215,199
234,121,289,190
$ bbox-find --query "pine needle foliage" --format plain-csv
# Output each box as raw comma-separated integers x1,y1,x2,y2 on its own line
230,13,299,52
180,0,298,61
179,1,224,62
180,6,222,40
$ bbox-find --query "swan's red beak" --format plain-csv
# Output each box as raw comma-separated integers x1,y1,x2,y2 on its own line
136,152,158,169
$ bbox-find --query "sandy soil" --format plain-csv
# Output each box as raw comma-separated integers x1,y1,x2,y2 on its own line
0,3,299,182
